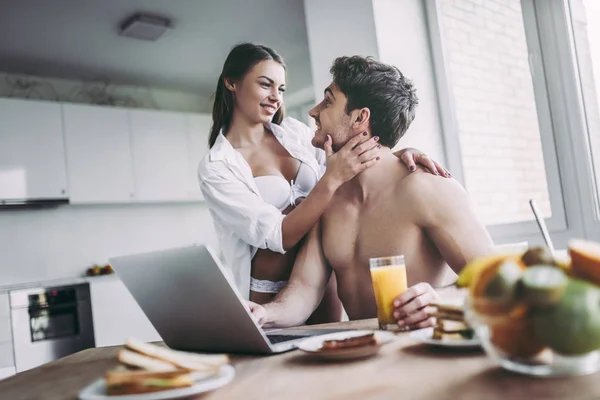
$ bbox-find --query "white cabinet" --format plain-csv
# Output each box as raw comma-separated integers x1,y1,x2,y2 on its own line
90,277,161,347
62,104,135,204
0,293,14,373
186,114,212,200
0,97,211,204
0,98,68,200
130,110,190,202
0,293,10,343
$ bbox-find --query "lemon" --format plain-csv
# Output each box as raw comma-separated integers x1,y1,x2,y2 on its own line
457,254,513,288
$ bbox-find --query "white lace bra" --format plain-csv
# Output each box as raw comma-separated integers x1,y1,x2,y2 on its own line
254,162,317,212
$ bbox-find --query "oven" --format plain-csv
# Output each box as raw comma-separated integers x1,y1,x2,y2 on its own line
9,282,95,372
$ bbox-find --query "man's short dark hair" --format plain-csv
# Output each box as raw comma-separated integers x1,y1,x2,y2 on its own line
330,56,418,148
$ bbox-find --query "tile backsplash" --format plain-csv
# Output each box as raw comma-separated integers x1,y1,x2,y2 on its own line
0,203,217,285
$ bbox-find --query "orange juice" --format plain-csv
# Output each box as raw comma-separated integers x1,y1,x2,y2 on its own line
370,260,407,327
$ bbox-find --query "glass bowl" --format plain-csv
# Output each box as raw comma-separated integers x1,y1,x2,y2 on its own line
464,296,600,377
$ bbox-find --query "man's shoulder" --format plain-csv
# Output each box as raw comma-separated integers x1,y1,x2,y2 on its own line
400,168,465,196
399,170,471,225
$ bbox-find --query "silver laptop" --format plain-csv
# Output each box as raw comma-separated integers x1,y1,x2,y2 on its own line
109,245,345,354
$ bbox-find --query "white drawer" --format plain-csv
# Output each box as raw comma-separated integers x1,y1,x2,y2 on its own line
0,341,14,369
0,293,10,343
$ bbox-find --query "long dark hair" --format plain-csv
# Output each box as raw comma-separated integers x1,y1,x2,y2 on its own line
208,43,286,148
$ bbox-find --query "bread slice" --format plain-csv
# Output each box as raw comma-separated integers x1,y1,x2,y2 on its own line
105,370,194,396
433,319,473,340
321,333,377,350
125,338,229,372
105,369,190,386
117,349,178,372
429,310,465,321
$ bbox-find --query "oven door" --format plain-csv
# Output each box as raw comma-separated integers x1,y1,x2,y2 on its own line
28,302,80,342
10,284,95,372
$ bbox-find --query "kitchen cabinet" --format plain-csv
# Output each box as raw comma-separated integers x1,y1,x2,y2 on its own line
0,97,211,204
186,114,212,200
62,104,135,204
0,293,10,343
90,277,161,347
0,98,68,201
0,293,14,376
129,110,190,202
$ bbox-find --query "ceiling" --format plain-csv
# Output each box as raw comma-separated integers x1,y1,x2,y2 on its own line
0,0,313,97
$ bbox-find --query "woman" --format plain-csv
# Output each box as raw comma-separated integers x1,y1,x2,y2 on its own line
198,43,449,323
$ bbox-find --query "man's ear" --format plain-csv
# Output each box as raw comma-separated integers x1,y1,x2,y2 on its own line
352,107,371,132
224,78,236,92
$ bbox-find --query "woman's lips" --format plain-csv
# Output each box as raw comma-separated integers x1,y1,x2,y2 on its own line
261,104,277,114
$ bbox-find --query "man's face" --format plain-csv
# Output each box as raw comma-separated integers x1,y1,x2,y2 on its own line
309,83,354,151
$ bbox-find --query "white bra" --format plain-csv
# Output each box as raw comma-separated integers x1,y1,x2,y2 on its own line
254,162,317,212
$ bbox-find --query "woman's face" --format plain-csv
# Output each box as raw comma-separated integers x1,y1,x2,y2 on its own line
227,60,286,125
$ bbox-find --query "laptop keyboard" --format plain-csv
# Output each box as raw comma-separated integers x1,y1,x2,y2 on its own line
267,334,307,344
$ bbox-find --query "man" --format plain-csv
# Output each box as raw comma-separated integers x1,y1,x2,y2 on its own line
251,56,493,329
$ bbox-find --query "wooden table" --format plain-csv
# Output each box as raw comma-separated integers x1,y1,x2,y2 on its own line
1,319,597,400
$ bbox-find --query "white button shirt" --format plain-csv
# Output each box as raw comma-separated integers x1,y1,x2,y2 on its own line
198,117,326,299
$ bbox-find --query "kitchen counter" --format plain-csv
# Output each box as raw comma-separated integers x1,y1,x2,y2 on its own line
0,319,598,400
0,273,119,294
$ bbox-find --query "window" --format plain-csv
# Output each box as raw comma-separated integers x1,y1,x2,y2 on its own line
439,0,555,225
570,0,600,217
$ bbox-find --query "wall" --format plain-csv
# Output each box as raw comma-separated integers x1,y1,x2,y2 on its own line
0,203,218,286
0,71,211,113
372,0,446,159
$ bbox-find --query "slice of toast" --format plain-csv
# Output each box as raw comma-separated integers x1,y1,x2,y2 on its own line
105,369,190,386
117,349,178,372
125,338,229,372
105,371,194,396
321,333,377,350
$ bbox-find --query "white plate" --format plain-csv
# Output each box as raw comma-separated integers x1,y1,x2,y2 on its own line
296,330,396,361
409,327,481,348
78,364,235,400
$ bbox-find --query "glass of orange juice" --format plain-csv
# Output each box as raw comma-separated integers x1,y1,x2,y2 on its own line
370,255,408,330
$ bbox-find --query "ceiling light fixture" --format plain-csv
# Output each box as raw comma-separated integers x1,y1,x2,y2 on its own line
119,13,172,41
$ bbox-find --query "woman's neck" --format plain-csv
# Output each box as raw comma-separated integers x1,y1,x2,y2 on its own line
226,109,265,148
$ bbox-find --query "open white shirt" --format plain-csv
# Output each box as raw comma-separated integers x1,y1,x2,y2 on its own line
198,117,326,299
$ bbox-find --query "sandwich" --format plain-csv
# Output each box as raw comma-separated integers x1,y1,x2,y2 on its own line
429,301,474,340
104,338,229,396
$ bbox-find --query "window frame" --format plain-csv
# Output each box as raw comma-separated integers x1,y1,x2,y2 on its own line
424,0,600,247
567,0,600,238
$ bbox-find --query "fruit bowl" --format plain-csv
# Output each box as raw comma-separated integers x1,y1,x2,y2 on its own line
458,241,600,377
464,296,600,377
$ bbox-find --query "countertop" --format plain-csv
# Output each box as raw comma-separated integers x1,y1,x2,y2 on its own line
0,274,120,294
0,318,597,400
